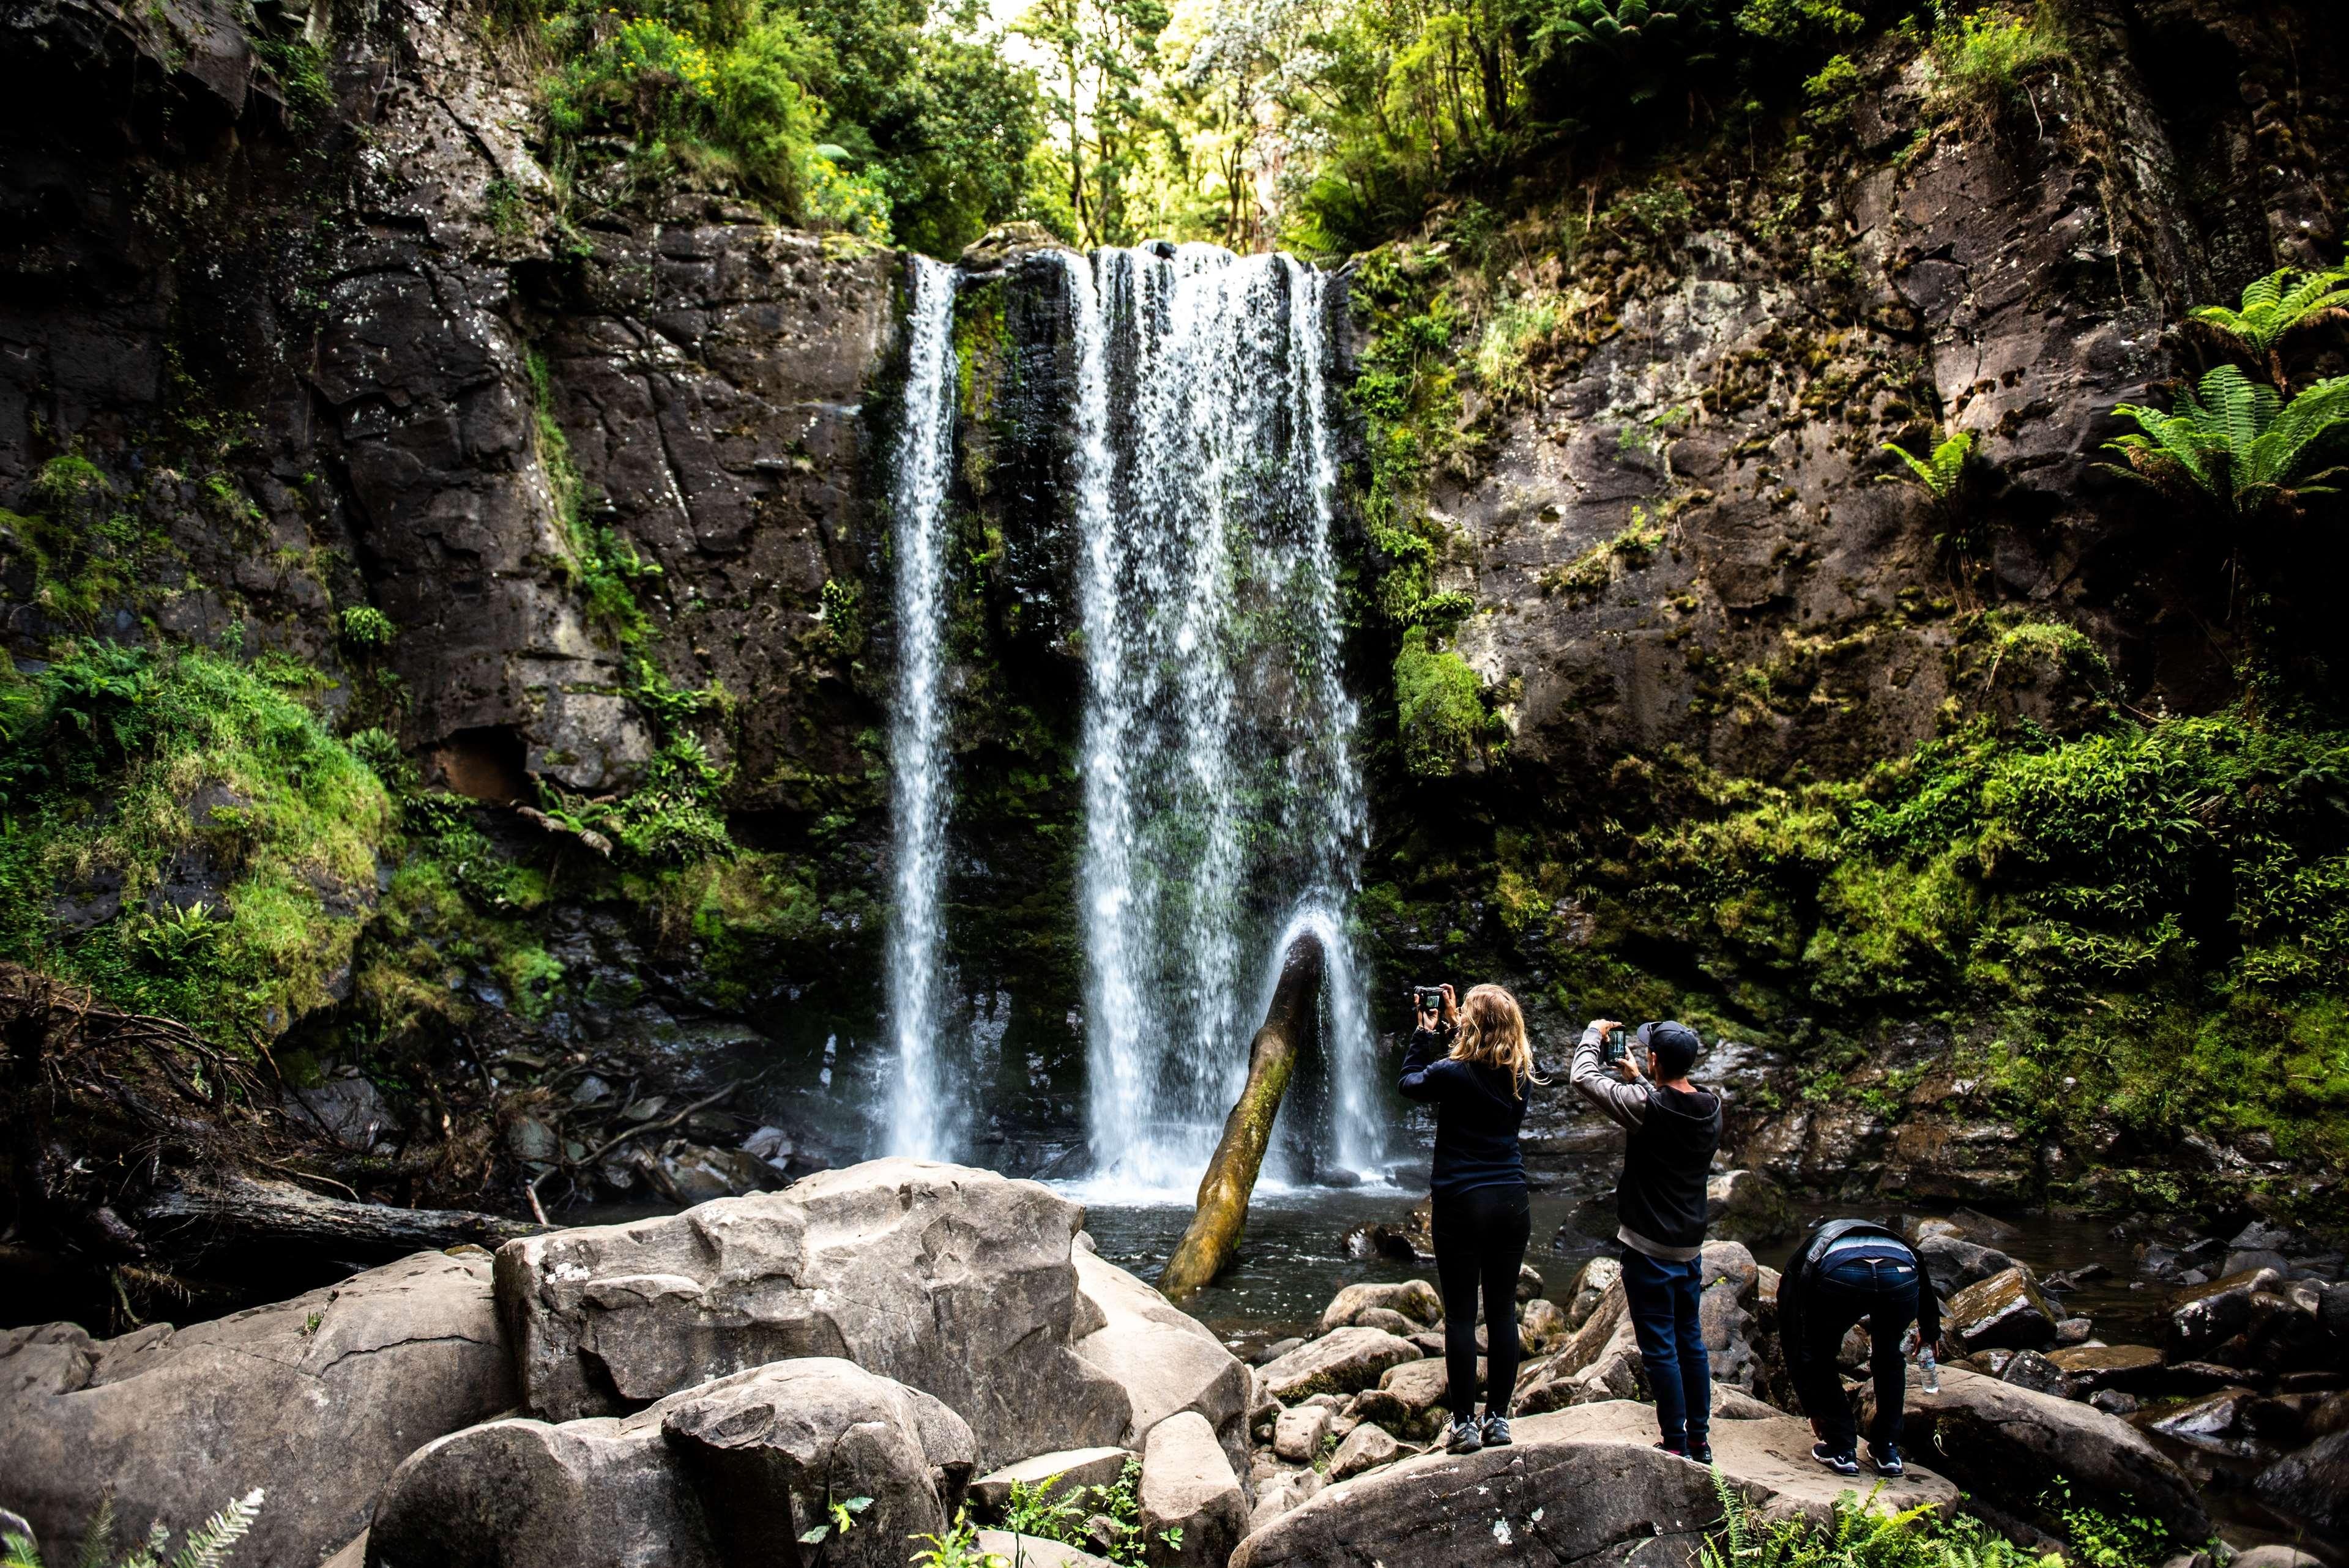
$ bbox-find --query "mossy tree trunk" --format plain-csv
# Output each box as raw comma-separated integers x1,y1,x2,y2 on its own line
1159,931,1324,1303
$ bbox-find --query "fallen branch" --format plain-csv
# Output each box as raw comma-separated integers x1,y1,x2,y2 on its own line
525,1069,772,1224
1160,931,1325,1303
142,1173,543,1254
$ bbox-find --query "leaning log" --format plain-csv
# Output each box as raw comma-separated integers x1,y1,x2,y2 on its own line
142,1173,543,1255
1160,930,1324,1302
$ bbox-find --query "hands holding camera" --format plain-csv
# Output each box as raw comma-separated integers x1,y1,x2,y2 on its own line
1411,983,1458,1032
1592,1019,1642,1082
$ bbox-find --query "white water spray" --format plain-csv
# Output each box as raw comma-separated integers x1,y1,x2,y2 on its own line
882,256,959,1160
1060,245,1382,1196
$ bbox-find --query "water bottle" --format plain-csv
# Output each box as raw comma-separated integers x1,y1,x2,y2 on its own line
1919,1345,1940,1394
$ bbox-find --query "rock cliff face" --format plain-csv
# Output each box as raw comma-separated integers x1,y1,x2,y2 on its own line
2,0,2342,1229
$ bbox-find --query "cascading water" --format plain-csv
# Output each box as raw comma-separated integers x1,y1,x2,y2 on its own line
1060,245,1382,1194
880,255,960,1161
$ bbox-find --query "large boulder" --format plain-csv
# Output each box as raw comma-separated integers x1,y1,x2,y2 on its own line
1229,1401,1947,1568
1070,1242,1254,1465
975,1530,1122,1568
1256,1328,1419,1402
1137,1410,1246,1568
1916,1234,2015,1296
1860,1367,2209,1541
2251,1432,2349,1539
367,1358,973,1568
2045,1343,2165,1393
1707,1171,1796,1246
2166,1268,2280,1364
0,1249,512,1568
1318,1280,1441,1334
493,1159,1133,1465
1943,1266,2057,1352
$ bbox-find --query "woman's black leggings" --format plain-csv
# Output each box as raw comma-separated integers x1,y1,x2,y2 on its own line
1429,1183,1532,1418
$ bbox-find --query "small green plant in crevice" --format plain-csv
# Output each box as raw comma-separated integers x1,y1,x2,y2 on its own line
337,605,398,650
817,576,863,658
1,455,154,630
2,1487,265,1568
1471,294,1563,407
1349,251,1465,631
995,1460,1175,1567
1542,508,1668,599
2102,364,2349,520
793,1488,872,1550
1882,429,1986,599
526,349,663,645
907,1512,1002,1568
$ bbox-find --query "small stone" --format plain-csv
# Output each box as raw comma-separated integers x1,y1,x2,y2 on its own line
1519,1297,1566,1353
2088,1390,2139,1416
2055,1318,2093,1345
1998,1349,2071,1398
1325,1422,1404,1481
1254,1338,1305,1365
1516,1263,1545,1302
1272,1404,1330,1463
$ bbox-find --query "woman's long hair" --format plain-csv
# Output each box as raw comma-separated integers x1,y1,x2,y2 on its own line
1448,983,1546,1095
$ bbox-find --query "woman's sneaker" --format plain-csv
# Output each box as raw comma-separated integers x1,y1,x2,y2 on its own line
1688,1440,1713,1465
1448,1417,1484,1454
1811,1443,1861,1476
1868,1443,1904,1477
1482,1413,1513,1447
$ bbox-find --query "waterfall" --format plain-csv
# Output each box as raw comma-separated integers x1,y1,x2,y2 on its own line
881,255,959,1161
1060,245,1382,1195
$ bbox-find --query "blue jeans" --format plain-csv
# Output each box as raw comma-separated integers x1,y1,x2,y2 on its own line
1621,1246,1709,1451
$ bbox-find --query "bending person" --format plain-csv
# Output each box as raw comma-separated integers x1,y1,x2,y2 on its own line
1778,1218,1941,1477
1398,983,1545,1455
1572,1019,1722,1463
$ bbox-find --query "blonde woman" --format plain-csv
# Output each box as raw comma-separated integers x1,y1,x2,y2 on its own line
1398,982,1546,1454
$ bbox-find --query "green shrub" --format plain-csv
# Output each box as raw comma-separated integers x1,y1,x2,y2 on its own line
1923,2,2064,130
337,605,398,650
1700,1469,2063,1568
1394,625,1493,779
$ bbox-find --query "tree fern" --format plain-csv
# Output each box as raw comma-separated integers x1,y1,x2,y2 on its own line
2105,363,2349,516
2184,264,2349,381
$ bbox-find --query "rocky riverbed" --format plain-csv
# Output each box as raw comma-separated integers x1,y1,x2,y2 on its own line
2,1163,2340,1568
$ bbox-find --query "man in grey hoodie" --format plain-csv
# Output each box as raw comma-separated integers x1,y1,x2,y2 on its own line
1573,1018,1723,1462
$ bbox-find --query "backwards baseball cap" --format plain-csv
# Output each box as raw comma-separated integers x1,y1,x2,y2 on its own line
1636,1020,1703,1078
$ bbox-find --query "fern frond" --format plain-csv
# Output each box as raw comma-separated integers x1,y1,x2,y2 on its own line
3,1529,44,1568
74,1497,115,1568
165,1492,261,1568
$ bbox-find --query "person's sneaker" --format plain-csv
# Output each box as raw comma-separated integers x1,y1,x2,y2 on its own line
1688,1440,1714,1465
1812,1443,1861,1476
1482,1413,1513,1447
1868,1443,1904,1477
1448,1417,1483,1454
1654,1440,1688,1458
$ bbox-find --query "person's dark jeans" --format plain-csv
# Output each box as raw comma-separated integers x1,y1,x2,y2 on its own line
1430,1183,1532,1418
1789,1275,1918,1454
1620,1246,1709,1452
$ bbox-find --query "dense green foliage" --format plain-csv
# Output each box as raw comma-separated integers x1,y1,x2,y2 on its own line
999,1460,1177,1566
1619,707,2349,1176
0,645,394,1045
529,0,1044,253
1700,1471,2178,1568
2185,264,2349,379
